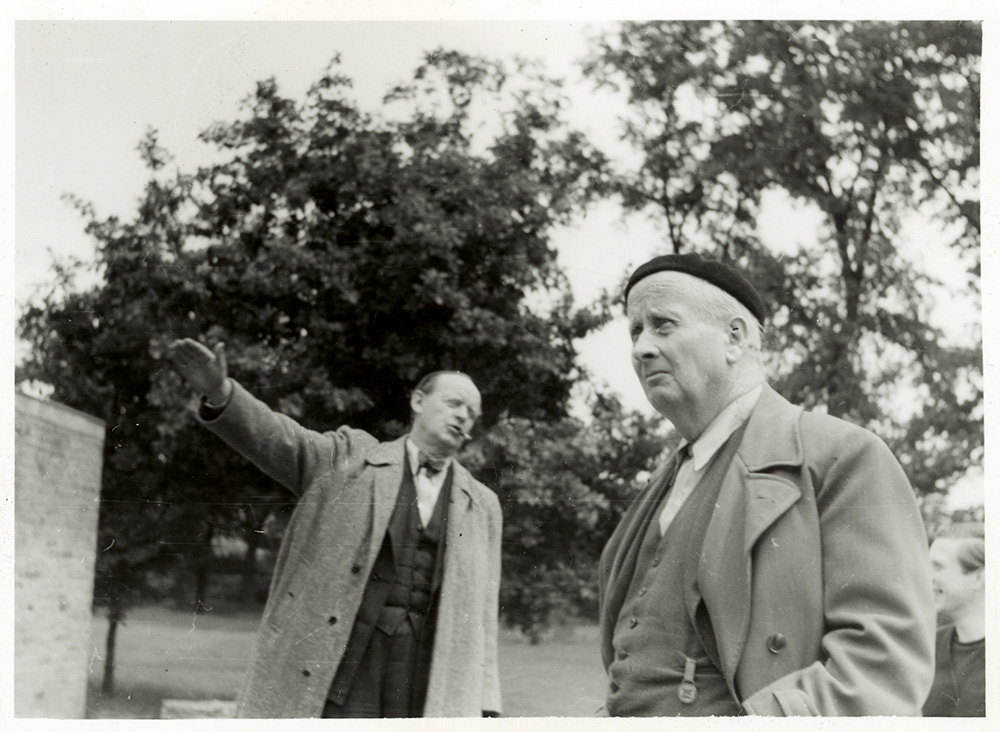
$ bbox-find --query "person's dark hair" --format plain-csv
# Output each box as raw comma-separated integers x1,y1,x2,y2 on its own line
936,522,985,574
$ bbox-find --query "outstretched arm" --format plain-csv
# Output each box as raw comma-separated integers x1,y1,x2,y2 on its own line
165,337,378,497
167,338,232,406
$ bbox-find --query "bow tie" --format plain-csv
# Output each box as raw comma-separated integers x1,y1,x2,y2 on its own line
418,453,446,477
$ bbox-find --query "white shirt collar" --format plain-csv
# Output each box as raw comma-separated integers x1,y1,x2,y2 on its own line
683,385,763,471
405,438,452,474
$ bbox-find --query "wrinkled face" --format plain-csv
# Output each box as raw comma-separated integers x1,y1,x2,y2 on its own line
930,538,983,620
627,272,734,424
411,373,482,456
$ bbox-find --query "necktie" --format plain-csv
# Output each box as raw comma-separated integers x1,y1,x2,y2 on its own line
658,444,691,535
415,452,446,526
418,453,445,478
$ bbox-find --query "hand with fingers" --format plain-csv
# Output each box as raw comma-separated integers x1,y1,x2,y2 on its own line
167,338,231,405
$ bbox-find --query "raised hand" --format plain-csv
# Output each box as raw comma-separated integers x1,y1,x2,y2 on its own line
167,338,230,404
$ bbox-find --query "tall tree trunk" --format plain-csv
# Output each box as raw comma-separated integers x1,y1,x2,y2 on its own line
101,601,122,695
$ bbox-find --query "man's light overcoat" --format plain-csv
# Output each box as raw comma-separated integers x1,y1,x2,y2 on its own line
599,386,935,715
200,381,502,718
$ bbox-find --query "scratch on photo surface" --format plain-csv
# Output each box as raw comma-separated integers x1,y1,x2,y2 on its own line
89,645,104,673
294,624,328,645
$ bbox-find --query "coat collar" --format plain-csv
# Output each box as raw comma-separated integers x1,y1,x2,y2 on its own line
735,384,804,472
699,384,806,685
364,434,480,506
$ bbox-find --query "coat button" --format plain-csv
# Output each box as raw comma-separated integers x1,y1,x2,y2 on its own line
328,616,338,625
629,617,638,629
351,564,361,574
766,633,787,653
302,669,311,677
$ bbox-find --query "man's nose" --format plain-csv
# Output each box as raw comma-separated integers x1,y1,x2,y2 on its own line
632,330,658,361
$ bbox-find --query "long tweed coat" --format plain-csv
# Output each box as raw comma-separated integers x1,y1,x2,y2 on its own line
599,385,935,716
199,380,503,718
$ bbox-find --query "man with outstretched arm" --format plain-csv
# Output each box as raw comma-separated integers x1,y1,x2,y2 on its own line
167,338,502,718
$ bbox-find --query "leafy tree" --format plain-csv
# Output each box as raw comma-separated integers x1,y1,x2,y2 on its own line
582,20,982,500
18,48,619,686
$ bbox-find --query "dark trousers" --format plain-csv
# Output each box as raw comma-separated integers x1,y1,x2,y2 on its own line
322,622,423,718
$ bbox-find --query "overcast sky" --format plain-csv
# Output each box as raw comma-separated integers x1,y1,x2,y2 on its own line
6,3,994,511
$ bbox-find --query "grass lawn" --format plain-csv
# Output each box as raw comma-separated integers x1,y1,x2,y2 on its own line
86,605,607,718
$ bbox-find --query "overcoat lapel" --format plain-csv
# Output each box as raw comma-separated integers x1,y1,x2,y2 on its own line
426,466,481,699
428,469,453,595
604,459,674,595
698,386,805,683
598,457,677,667
440,470,479,592
365,435,408,566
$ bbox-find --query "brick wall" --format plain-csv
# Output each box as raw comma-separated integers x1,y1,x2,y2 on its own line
15,393,105,718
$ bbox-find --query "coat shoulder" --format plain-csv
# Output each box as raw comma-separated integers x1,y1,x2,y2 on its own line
797,408,892,457
335,425,381,447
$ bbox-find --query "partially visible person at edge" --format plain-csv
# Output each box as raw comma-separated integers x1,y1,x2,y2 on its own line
597,253,935,716
923,522,986,717
166,338,502,718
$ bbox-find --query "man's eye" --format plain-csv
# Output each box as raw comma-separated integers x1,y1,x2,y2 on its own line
656,321,675,334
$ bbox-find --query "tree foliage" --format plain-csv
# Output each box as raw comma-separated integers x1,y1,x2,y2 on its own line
17,49,619,655
583,20,982,500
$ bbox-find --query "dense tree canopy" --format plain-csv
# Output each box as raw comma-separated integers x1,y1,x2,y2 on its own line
583,20,982,501
17,50,620,657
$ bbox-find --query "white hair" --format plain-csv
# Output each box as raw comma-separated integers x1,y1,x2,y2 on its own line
681,275,764,353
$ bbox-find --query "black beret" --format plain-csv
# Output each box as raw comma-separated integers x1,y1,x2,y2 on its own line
624,252,767,324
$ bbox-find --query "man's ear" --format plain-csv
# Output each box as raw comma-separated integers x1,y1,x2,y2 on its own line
410,389,426,415
725,315,749,361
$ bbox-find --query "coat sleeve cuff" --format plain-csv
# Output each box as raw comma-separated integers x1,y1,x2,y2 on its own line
741,686,819,716
198,378,234,420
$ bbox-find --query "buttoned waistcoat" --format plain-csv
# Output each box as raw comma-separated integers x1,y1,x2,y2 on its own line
199,380,502,718
599,385,935,716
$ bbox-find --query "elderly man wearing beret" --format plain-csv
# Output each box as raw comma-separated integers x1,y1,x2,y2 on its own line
597,253,935,716
167,339,502,718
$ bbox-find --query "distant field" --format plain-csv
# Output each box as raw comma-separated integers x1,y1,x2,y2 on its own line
87,605,606,718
